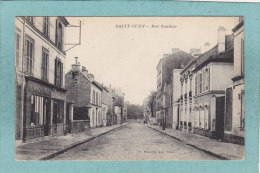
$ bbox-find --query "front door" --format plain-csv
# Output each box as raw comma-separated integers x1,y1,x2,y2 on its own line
44,99,50,136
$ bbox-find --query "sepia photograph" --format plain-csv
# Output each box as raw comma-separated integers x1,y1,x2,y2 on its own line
15,16,245,161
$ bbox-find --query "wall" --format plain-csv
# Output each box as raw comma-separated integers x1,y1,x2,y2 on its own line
233,25,244,78
15,17,66,87
65,72,91,107
210,62,234,91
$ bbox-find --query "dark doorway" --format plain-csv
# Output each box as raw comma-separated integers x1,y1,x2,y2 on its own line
15,85,22,140
44,99,50,136
215,96,225,140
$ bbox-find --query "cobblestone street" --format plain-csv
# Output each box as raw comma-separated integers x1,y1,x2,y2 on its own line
51,122,219,160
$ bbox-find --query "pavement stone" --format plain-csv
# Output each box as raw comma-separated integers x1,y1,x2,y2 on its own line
15,123,127,160
146,124,245,160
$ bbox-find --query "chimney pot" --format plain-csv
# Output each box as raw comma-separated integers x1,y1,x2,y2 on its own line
217,26,226,53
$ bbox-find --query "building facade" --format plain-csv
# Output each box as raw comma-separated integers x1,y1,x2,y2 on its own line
15,17,70,141
65,63,92,133
191,27,234,139
90,81,103,127
224,18,245,145
156,49,194,128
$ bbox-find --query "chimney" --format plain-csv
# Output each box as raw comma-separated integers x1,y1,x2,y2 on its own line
71,57,80,72
217,26,226,53
172,48,180,54
88,73,94,81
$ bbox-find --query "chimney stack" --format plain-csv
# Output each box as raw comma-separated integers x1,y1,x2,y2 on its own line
88,73,94,81
72,57,80,72
217,26,226,53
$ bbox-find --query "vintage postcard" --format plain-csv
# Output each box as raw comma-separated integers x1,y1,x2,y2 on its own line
14,16,245,160
0,1,259,173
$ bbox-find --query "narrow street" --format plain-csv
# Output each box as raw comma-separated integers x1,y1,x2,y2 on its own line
51,122,219,160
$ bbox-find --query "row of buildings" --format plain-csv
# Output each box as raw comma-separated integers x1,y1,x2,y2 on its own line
144,17,244,145
15,16,127,142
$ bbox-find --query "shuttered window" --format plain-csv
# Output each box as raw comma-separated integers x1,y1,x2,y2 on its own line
15,32,21,67
43,17,50,37
24,36,34,75
54,58,63,87
41,47,49,81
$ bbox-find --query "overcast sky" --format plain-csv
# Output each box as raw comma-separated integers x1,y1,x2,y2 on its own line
64,17,239,105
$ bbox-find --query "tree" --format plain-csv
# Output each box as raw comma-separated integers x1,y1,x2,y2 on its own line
148,91,157,118
127,104,143,119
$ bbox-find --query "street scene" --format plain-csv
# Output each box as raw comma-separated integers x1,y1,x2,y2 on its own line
51,122,218,160
15,16,245,160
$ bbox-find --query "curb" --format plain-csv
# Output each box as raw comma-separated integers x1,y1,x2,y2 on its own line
146,125,229,160
40,123,128,160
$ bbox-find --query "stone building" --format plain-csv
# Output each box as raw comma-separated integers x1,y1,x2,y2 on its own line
224,17,245,145
156,49,194,128
90,80,103,127
172,69,183,130
65,61,92,133
15,17,71,141
191,26,234,139
101,85,110,126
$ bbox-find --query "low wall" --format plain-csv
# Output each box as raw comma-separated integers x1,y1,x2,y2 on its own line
71,120,90,133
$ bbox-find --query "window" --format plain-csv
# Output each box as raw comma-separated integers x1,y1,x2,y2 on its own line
25,36,34,74
30,95,45,126
92,91,95,104
41,47,49,81
195,76,197,95
240,91,245,130
43,17,50,37
26,17,34,24
15,32,21,67
96,92,98,105
189,78,192,92
56,19,64,50
204,106,208,130
54,58,63,87
203,70,206,92
199,73,202,93
241,38,244,74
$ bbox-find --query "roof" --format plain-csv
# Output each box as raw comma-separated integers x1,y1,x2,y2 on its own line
193,48,234,72
92,80,104,91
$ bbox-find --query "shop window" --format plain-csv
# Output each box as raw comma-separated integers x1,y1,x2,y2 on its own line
30,95,44,126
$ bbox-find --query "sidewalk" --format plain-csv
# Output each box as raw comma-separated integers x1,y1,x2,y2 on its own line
15,123,127,160
146,124,245,160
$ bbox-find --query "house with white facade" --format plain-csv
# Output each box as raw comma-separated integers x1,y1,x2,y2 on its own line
15,17,71,142
224,17,245,145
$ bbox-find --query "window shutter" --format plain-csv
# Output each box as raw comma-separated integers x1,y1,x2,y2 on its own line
54,58,57,85
225,87,233,131
55,19,58,45
41,51,44,80
24,40,27,73
61,62,63,87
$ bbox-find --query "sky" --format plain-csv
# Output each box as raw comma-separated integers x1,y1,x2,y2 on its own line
64,17,239,105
